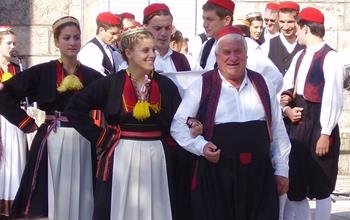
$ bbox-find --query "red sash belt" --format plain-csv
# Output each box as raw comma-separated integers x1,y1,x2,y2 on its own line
121,130,162,139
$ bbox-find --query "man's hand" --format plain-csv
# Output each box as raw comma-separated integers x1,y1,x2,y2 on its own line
315,134,330,157
275,175,289,196
203,142,221,163
285,107,303,123
280,94,292,107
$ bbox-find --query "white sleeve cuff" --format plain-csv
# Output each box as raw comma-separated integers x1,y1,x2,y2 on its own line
273,164,289,178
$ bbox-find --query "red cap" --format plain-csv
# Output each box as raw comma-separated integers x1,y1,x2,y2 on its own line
299,7,324,24
120,12,135,20
215,25,244,40
278,1,300,12
96,12,122,25
266,2,279,11
207,0,235,13
143,3,170,18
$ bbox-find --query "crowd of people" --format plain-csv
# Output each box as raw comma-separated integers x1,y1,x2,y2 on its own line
0,0,346,220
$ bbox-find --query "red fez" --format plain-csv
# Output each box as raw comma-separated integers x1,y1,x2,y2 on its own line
299,7,324,24
143,3,170,18
215,25,244,41
266,3,279,11
96,12,122,25
278,1,300,12
120,12,135,20
207,0,235,13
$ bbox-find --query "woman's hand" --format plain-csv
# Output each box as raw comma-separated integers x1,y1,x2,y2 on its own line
280,94,292,107
187,118,203,138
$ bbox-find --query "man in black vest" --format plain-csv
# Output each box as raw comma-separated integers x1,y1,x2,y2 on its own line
281,7,343,220
78,12,124,76
261,1,304,76
171,26,290,220
197,0,234,70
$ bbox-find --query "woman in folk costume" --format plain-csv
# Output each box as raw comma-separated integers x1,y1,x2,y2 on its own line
0,26,27,218
65,27,181,220
0,16,101,219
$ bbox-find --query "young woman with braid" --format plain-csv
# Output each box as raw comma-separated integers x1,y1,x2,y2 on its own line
65,27,181,220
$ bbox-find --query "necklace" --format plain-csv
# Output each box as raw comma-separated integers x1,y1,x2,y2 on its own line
126,68,152,101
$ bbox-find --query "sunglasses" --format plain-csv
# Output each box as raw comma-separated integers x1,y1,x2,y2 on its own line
264,18,276,23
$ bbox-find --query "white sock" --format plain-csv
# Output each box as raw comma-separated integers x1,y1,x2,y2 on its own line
283,198,295,220
315,197,331,220
290,198,310,220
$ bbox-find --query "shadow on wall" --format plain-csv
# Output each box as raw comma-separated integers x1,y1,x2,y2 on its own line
0,0,31,69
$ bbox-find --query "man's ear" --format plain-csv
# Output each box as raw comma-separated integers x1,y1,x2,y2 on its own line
98,26,105,34
223,15,233,26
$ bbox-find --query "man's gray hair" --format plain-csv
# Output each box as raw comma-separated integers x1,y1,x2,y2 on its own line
215,33,248,54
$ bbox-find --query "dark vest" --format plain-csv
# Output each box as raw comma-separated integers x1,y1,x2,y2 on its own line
294,44,334,103
200,38,215,69
268,36,304,75
170,51,191,71
89,38,115,75
197,69,272,141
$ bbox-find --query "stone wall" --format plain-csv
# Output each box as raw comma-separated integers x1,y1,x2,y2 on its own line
0,0,349,173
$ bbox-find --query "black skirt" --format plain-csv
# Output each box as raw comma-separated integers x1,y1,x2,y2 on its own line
287,95,340,201
191,121,279,220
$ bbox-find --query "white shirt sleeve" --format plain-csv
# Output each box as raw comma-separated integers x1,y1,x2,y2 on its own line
246,38,283,93
320,51,344,135
112,50,127,72
267,80,291,178
170,79,208,156
78,43,105,75
260,40,270,56
282,51,302,92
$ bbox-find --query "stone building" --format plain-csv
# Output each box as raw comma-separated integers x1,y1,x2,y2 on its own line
0,0,349,173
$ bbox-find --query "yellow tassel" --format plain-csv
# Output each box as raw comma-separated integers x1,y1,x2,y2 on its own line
133,100,151,121
57,74,83,92
1,72,13,82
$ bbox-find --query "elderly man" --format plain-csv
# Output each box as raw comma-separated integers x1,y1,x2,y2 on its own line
171,26,290,220
258,2,280,44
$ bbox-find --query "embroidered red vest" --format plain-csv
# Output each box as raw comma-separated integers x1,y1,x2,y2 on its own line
197,69,272,141
294,44,334,103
